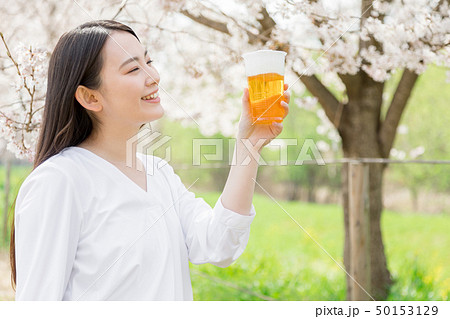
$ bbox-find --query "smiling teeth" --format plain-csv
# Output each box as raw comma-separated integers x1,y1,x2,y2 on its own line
142,91,159,100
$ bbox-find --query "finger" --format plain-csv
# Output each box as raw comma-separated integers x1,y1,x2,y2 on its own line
242,88,250,113
283,90,291,104
281,101,289,118
270,121,283,135
284,83,289,91
242,88,249,104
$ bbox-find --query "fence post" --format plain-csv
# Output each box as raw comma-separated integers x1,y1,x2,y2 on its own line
348,161,371,300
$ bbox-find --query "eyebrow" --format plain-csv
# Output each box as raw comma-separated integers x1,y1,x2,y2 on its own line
119,49,148,70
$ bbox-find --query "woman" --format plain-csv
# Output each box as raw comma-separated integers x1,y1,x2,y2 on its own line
11,20,290,300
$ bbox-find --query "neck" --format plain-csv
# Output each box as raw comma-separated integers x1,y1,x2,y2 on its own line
78,124,144,166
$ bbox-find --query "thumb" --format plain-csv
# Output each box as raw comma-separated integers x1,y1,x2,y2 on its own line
242,88,250,115
242,88,250,112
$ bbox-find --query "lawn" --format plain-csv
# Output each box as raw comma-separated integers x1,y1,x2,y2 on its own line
0,166,449,300
191,193,450,301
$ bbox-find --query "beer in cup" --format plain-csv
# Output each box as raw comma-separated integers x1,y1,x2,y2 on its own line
242,50,287,124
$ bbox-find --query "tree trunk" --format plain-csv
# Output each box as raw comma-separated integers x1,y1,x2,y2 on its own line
340,72,392,300
307,169,316,203
287,181,299,201
180,1,420,301
343,162,392,300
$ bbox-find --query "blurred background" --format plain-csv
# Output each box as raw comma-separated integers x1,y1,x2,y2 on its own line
0,0,449,301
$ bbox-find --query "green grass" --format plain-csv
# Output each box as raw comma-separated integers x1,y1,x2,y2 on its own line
0,165,32,246
1,167,449,300
190,192,450,301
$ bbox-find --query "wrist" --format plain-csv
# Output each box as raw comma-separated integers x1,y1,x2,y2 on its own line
236,137,265,154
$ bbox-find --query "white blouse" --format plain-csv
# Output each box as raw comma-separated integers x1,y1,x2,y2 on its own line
14,146,256,300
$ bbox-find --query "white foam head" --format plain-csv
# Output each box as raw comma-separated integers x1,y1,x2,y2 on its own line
242,50,287,77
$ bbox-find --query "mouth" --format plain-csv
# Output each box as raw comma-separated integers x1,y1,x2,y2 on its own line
141,89,160,101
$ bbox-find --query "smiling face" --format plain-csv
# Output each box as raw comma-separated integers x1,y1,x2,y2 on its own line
93,31,163,129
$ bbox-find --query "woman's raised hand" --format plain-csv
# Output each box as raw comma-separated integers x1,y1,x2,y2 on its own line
237,83,290,151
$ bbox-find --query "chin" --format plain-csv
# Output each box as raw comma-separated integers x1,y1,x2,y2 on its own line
146,106,165,123
154,106,165,119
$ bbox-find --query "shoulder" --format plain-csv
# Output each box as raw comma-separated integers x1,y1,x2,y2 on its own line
15,151,85,222
17,148,87,204
24,147,85,184
23,155,72,186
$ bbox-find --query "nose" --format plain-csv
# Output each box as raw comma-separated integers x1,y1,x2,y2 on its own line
145,67,160,87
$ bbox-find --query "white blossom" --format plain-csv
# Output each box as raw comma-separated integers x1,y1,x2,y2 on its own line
316,140,330,152
397,125,409,135
0,0,449,162
296,96,318,111
409,146,425,159
390,148,406,160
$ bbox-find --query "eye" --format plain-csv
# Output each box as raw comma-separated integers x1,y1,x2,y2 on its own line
128,59,153,73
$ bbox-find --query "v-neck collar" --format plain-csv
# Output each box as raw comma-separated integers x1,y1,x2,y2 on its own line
69,146,150,197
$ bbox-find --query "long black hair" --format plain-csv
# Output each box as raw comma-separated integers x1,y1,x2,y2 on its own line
10,19,141,290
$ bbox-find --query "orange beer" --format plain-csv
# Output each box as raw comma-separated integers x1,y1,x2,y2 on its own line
247,72,285,124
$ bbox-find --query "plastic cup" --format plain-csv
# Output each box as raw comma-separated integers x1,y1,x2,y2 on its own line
242,50,287,124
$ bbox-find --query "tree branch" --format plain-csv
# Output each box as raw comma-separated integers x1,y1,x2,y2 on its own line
181,4,342,127
112,0,129,20
379,68,419,158
121,20,236,51
338,73,361,101
256,6,276,44
181,5,278,46
180,9,230,35
293,71,341,128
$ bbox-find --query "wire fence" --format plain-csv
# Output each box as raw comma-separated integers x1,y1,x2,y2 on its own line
170,158,450,170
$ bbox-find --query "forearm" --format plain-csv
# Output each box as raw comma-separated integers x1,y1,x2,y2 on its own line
221,138,263,216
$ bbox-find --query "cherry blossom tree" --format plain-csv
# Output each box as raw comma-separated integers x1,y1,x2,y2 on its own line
1,0,449,300
128,0,450,300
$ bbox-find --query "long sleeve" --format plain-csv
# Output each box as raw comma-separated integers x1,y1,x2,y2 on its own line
157,158,256,268
15,164,83,300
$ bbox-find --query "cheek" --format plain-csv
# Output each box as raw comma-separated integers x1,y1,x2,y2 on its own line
99,72,146,116
107,78,141,104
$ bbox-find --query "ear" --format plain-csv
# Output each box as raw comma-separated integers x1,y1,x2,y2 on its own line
75,85,103,112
